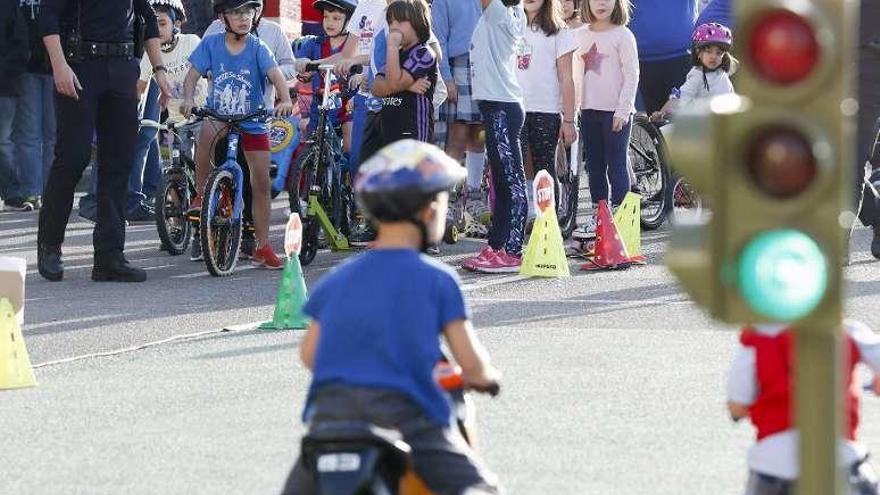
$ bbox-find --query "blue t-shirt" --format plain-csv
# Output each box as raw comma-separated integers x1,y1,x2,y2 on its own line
302,249,470,426
630,0,698,61
188,33,277,134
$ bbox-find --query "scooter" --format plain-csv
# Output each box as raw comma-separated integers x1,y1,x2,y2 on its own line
297,360,499,495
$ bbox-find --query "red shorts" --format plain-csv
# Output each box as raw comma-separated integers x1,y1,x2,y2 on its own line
241,132,270,152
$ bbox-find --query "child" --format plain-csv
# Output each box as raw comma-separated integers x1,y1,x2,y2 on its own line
280,140,502,494
570,0,638,241
462,0,528,274
651,22,735,122
293,0,357,152
182,0,294,269
0,0,28,212
726,320,880,494
516,0,577,223
560,0,583,28
371,0,438,146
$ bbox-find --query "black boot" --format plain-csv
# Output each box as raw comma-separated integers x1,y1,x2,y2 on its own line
872,225,880,260
92,252,147,282
37,244,63,281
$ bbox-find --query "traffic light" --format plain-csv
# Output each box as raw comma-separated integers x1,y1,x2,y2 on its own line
666,0,856,325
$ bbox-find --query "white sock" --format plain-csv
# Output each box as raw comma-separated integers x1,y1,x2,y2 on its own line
465,151,486,191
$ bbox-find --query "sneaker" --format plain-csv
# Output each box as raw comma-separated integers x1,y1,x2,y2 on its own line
462,246,497,271
4,197,35,212
186,194,202,221
126,201,155,223
26,195,42,209
349,216,377,248
465,189,492,226
252,245,284,269
572,215,597,240
471,250,521,274
426,245,441,256
190,239,203,262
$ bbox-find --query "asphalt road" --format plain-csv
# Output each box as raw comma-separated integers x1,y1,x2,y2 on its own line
2,198,880,494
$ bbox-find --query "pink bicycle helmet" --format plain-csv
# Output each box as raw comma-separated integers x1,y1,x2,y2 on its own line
692,22,733,50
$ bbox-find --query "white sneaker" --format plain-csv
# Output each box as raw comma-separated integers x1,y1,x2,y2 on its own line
572,215,597,240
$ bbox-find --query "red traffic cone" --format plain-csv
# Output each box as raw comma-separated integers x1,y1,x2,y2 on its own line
580,200,632,271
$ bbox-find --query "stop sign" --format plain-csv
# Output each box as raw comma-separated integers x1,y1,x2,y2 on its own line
534,170,555,216
285,213,303,257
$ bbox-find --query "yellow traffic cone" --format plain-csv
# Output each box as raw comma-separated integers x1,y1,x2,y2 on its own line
613,192,646,264
260,213,310,330
520,170,570,278
0,297,36,390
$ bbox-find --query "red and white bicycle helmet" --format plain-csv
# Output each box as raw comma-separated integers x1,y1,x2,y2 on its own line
692,22,733,50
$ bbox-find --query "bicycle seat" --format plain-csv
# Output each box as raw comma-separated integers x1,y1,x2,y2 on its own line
301,421,412,494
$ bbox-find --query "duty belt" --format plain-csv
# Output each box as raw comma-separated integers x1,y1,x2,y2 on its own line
78,41,136,59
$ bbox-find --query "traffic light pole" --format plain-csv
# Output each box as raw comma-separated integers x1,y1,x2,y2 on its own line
797,320,844,495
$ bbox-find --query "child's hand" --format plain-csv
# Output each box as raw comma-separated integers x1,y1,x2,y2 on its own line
612,116,627,133
349,73,366,91
274,100,294,117
334,58,358,77
181,99,195,119
387,29,404,48
561,121,578,146
408,77,431,95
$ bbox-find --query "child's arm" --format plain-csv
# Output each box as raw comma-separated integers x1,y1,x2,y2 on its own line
443,319,500,389
613,29,640,132
557,51,577,145
381,31,418,95
300,321,321,371
267,66,294,116
181,67,202,118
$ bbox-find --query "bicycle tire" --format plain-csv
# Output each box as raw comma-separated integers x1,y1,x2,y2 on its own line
555,142,580,239
155,174,192,255
629,116,670,230
300,217,319,266
200,168,242,277
289,149,316,217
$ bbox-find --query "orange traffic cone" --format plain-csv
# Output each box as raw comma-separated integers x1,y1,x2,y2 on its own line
580,200,632,271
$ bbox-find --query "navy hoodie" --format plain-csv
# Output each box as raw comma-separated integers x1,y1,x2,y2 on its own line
696,0,734,31
629,0,697,62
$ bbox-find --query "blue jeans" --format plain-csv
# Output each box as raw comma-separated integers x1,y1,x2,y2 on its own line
0,97,19,199
580,109,632,206
82,79,161,210
12,73,56,198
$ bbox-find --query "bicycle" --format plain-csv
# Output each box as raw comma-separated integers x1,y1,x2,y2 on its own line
141,118,200,255
628,113,703,229
289,63,361,266
191,107,271,277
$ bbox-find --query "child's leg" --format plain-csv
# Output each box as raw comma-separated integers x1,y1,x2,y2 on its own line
342,121,352,154
581,110,609,206
242,136,272,248
480,101,526,255
604,115,632,207
528,112,562,198
409,426,501,495
194,120,226,195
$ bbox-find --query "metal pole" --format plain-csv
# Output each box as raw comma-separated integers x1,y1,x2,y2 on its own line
796,320,844,495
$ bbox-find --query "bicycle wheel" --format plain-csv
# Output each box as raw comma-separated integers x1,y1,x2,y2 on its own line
629,116,670,230
555,141,580,239
155,173,192,255
300,216,320,266
289,149,316,217
668,176,704,224
200,168,242,276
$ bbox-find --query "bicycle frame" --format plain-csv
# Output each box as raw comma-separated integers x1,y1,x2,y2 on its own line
217,131,246,224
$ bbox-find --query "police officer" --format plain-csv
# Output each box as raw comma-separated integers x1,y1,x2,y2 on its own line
36,0,172,282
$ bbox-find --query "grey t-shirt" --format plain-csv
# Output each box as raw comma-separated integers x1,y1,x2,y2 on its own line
469,0,525,104
203,18,297,108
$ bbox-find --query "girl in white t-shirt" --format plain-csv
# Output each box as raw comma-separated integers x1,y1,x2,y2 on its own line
571,0,638,240
516,0,577,221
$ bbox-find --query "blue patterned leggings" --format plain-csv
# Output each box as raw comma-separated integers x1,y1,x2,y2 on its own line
479,101,526,256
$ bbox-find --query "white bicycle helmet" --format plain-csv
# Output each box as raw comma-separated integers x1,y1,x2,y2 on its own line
149,0,186,23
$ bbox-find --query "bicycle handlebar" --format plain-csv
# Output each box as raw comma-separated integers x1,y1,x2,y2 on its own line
191,107,271,124
304,62,363,75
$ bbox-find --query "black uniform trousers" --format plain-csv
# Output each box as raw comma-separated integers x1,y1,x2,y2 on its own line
38,57,139,256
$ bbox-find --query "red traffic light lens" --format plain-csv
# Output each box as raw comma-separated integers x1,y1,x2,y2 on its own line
747,127,817,198
748,10,819,85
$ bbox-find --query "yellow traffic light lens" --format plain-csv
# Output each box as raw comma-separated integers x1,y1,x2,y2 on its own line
747,127,817,198
738,230,827,321
748,10,819,85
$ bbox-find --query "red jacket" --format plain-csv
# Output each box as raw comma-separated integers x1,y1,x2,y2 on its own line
740,328,862,441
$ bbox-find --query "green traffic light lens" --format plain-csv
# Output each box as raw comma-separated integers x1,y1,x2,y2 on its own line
737,229,827,321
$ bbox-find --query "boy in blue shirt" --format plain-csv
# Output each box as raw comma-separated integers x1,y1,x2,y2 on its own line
281,140,502,494
181,0,294,269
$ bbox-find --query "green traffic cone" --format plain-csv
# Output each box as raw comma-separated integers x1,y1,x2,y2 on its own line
259,256,310,330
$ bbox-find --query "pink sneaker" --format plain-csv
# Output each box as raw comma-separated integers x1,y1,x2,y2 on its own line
471,250,521,274
462,246,497,271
